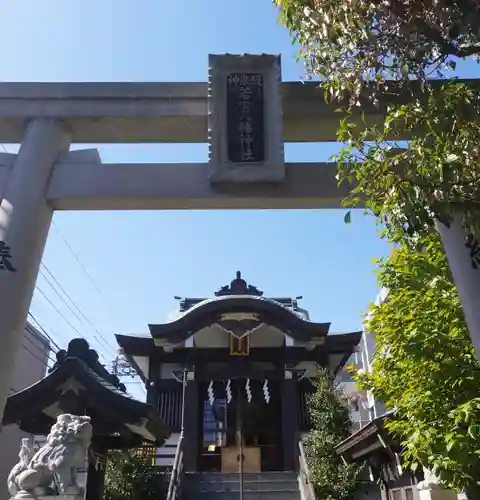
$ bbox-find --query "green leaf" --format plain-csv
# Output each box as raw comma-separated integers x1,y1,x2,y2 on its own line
344,211,352,224
445,154,459,163
305,368,363,499
275,0,480,492
105,450,168,500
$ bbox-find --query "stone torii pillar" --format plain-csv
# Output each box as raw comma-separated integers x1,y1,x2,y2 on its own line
0,118,71,421
436,216,480,362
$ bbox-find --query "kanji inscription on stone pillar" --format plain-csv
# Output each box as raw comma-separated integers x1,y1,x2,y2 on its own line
0,241,16,272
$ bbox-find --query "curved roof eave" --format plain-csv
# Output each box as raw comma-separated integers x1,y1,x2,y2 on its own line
148,295,331,343
3,358,170,443
116,335,155,356
334,410,396,458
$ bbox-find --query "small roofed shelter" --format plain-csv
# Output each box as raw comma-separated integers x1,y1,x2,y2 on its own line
116,272,362,473
335,411,422,499
2,338,170,500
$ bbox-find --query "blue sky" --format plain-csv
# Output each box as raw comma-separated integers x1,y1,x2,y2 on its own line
3,1,479,397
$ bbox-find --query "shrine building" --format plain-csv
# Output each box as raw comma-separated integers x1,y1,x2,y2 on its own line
116,272,361,474
2,338,170,500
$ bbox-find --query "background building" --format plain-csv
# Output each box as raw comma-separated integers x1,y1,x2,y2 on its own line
0,322,50,500
335,349,371,432
335,287,389,429
336,288,422,500
359,287,389,420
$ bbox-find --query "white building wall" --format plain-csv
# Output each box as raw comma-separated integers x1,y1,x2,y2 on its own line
0,323,50,500
336,350,371,431
155,432,180,468
361,288,389,419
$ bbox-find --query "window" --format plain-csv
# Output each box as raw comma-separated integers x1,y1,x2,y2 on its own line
202,397,226,447
335,369,354,383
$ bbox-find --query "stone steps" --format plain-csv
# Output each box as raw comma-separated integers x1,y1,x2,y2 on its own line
185,471,297,483
184,492,300,500
186,480,298,492
182,472,300,500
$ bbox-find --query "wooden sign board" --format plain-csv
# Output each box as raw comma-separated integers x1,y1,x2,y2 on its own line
230,334,250,356
208,54,284,183
132,445,157,466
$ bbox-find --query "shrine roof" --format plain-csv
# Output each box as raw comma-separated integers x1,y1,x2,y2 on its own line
115,331,361,356
144,272,332,343
3,338,170,447
149,295,330,342
334,410,397,461
115,332,362,385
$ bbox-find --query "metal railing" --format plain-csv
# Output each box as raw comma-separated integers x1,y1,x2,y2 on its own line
296,436,316,500
166,368,188,500
166,432,185,500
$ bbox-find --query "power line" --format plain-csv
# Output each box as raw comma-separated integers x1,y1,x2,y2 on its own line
34,286,109,364
39,266,85,325
23,343,53,367
23,333,56,364
7,339,55,393
39,263,116,356
17,328,140,399
27,312,62,353
8,344,140,398
2,144,119,366
0,145,63,366
21,341,53,370
52,220,121,333
2,146,121,377
35,285,84,337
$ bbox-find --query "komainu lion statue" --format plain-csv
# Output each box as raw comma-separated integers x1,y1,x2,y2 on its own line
8,414,92,498
8,438,33,497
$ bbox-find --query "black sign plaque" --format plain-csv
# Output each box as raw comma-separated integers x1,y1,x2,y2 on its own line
226,72,265,164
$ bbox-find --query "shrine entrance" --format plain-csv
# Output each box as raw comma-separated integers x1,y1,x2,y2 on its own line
0,53,478,441
118,273,362,474
0,53,366,426
198,378,282,473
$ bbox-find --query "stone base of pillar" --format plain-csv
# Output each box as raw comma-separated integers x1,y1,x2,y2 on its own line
11,494,84,500
417,468,459,500
418,479,459,500
418,487,458,500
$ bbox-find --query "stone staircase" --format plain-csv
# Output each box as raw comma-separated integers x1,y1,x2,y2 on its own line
182,471,301,500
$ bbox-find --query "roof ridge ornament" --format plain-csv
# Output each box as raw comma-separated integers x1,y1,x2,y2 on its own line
215,271,264,297
50,338,126,392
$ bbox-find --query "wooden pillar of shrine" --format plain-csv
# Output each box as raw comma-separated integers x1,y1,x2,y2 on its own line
281,371,298,471
86,444,108,500
183,376,200,472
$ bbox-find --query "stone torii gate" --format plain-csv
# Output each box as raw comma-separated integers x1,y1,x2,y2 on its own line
0,54,478,422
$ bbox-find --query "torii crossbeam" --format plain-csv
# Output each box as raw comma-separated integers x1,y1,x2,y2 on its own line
0,65,478,425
